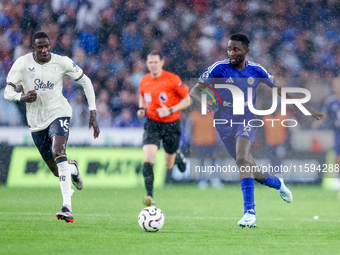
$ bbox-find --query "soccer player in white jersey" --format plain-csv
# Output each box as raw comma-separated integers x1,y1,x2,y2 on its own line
4,32,100,223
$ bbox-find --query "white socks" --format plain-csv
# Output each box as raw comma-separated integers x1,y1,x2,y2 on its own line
69,162,77,175
57,161,74,211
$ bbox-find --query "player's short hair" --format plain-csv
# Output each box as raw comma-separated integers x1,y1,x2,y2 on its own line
229,33,250,49
147,51,163,60
32,32,49,45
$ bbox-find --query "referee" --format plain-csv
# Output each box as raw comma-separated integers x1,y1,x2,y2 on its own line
137,51,191,206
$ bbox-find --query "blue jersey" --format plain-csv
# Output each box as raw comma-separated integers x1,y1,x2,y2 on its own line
323,95,340,132
199,59,276,132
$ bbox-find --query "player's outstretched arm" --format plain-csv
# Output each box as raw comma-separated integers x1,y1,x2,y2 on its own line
137,95,146,118
75,74,100,138
4,84,37,103
157,95,191,118
272,82,323,121
190,83,214,113
89,110,100,139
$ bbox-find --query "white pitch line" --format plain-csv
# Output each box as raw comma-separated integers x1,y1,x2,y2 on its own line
0,213,238,219
168,216,339,222
0,212,111,217
0,212,338,222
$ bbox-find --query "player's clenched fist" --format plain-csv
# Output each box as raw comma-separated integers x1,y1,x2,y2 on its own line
21,90,37,103
137,109,145,118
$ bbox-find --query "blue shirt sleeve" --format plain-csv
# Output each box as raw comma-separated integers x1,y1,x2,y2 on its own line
258,66,276,87
198,65,218,85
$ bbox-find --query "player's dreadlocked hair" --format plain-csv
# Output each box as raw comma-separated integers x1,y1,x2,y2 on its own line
230,33,250,49
32,32,49,45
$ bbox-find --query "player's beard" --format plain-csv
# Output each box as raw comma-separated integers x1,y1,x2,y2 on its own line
230,56,245,69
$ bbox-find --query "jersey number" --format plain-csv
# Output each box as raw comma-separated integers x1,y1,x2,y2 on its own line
59,119,69,132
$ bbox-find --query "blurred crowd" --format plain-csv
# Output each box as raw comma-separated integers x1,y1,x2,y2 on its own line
0,0,340,130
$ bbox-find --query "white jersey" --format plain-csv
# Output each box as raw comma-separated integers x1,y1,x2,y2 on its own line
6,53,92,132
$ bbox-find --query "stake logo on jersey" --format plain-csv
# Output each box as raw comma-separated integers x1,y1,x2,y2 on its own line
6,52,89,132
159,92,168,103
34,79,54,91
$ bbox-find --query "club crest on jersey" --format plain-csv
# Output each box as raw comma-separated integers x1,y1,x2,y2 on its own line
34,79,54,91
247,77,254,85
28,67,35,72
144,93,152,103
159,92,168,103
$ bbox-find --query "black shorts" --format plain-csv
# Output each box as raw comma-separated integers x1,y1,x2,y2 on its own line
142,118,181,154
31,117,70,161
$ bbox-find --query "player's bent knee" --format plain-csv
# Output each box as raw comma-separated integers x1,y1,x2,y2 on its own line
144,153,156,164
144,157,156,164
165,162,175,170
144,158,156,164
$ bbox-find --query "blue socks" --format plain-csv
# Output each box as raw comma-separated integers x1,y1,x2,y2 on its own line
240,178,255,215
259,172,282,190
240,174,281,215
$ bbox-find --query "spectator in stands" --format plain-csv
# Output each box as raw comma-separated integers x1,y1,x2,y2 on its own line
69,90,88,127
113,107,140,128
96,89,113,127
1,0,340,129
62,77,78,101
76,0,100,31
78,25,99,55
122,22,143,56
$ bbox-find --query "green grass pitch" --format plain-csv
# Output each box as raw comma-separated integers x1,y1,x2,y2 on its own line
0,184,340,255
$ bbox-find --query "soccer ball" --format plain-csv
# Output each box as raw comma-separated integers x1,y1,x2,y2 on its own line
138,206,165,232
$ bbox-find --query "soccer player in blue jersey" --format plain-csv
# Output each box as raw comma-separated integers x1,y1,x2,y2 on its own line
313,77,340,190
191,34,322,228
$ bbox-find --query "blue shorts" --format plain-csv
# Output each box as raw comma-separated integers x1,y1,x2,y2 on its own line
218,124,257,160
335,132,340,156
31,117,70,161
